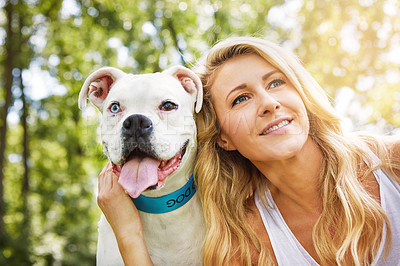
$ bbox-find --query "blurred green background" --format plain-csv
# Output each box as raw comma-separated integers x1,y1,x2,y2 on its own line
0,0,399,264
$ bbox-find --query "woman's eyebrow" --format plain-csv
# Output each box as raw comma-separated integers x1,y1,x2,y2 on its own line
262,70,280,81
226,83,247,101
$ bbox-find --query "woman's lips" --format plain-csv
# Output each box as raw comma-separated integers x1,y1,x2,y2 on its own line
260,119,293,135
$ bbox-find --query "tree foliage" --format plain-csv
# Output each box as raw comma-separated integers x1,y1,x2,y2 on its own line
0,0,398,264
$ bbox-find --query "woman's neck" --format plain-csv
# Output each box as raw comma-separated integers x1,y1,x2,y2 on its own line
254,136,324,213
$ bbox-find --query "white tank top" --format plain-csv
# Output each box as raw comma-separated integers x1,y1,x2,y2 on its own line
255,153,400,265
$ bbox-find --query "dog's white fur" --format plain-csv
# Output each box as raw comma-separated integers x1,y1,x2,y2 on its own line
79,66,205,265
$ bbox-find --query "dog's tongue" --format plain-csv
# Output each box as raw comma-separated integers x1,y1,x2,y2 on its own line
118,157,160,198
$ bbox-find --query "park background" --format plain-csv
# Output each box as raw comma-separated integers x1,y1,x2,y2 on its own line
0,0,399,264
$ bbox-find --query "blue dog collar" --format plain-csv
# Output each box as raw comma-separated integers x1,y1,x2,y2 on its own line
130,175,196,214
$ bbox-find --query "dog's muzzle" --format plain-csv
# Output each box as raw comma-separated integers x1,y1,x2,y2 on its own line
121,114,154,157
114,114,189,199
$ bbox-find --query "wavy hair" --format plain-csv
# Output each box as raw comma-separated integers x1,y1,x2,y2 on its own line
193,36,398,265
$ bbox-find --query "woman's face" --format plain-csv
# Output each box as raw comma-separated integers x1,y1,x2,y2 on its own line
210,53,310,164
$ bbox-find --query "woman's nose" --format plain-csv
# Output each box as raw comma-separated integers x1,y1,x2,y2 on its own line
257,90,281,116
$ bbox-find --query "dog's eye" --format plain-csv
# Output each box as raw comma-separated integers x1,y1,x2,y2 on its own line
160,101,178,111
109,103,121,113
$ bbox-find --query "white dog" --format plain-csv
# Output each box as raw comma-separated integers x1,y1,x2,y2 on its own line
79,66,205,265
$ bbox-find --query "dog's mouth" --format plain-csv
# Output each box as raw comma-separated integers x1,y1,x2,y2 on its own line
112,141,188,198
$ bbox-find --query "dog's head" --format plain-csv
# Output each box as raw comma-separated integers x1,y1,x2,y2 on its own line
79,66,202,198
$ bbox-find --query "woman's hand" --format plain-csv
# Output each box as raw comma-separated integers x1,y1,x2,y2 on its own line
97,162,153,266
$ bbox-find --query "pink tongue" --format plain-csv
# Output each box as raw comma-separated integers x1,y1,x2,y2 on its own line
118,157,160,198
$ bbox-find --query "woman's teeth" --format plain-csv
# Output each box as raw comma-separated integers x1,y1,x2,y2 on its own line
262,120,290,135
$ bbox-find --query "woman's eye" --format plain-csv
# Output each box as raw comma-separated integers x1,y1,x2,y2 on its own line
110,103,120,113
232,95,249,107
269,79,285,89
160,101,178,111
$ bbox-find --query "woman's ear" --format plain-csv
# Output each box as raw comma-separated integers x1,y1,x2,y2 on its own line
217,133,236,151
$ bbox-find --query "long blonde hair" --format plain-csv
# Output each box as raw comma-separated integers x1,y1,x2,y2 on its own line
194,36,398,265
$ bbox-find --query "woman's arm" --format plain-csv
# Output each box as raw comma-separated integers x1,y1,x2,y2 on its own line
97,162,153,266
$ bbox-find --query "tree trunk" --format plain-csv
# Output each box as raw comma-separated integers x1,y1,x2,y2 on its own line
20,72,31,232
0,0,16,242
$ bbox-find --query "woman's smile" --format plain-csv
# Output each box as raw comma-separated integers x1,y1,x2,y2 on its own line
259,118,293,136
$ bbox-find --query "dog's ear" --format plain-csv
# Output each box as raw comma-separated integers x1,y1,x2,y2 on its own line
78,67,126,110
163,66,203,113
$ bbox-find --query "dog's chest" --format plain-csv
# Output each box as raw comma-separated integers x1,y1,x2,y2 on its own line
140,196,204,265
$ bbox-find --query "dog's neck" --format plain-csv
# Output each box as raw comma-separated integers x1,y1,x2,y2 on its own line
130,174,196,214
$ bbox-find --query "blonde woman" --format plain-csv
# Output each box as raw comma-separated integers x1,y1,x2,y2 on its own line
193,36,400,265
97,36,400,265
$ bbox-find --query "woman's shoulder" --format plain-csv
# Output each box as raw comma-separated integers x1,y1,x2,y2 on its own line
382,135,400,158
358,133,399,155
381,135,400,181
356,134,400,191
354,133,400,163
369,135,400,179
